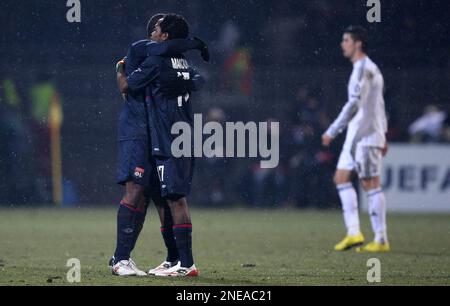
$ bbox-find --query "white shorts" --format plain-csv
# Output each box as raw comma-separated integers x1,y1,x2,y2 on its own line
337,144,382,179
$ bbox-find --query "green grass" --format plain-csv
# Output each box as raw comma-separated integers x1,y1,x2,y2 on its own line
0,207,449,286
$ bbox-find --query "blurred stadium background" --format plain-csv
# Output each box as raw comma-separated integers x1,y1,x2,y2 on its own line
0,0,449,212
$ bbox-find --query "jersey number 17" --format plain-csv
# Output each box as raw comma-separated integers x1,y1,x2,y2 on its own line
177,72,190,107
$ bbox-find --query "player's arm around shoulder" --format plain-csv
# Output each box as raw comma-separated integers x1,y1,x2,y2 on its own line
146,38,206,59
122,56,163,93
188,66,205,92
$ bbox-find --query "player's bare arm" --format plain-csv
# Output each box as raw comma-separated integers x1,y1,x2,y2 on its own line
382,142,389,156
116,58,128,95
322,134,334,147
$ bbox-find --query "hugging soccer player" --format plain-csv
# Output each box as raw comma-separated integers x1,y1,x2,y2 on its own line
322,26,390,253
111,14,208,276
116,14,206,276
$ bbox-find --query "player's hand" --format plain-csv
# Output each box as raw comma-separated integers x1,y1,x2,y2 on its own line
322,133,334,147
382,142,389,156
193,37,210,62
116,57,126,73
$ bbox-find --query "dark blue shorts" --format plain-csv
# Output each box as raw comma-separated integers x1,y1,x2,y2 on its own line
155,156,195,200
116,139,160,197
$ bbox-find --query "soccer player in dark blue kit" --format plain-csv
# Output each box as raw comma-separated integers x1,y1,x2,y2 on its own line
111,14,209,276
117,14,205,277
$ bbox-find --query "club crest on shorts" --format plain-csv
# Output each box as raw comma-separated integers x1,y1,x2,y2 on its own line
134,167,145,179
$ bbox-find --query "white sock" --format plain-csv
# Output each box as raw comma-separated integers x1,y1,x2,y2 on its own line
337,183,360,236
367,188,388,244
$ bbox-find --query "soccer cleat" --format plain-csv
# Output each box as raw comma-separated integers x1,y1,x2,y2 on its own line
111,259,147,276
334,233,365,251
112,260,138,276
129,258,147,276
154,262,199,277
108,256,115,270
148,261,179,276
356,241,390,253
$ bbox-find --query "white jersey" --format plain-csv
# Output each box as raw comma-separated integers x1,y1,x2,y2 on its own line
326,56,387,151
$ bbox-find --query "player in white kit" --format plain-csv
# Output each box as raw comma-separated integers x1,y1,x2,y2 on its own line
322,26,390,253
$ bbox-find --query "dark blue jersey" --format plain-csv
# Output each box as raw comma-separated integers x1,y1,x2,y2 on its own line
117,40,148,141
127,54,205,157
117,38,202,141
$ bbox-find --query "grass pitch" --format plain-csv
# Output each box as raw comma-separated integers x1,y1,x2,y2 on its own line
0,207,449,286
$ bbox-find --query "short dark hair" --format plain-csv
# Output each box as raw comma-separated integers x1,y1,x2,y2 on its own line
159,14,189,40
147,13,165,37
344,26,368,52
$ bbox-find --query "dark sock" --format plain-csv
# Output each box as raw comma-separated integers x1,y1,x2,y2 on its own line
173,224,194,268
113,202,140,264
161,225,179,263
129,209,147,253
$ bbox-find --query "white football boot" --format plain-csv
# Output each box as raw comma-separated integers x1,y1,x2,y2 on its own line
148,260,179,276
129,258,147,276
154,261,199,277
111,259,147,276
108,256,115,270
112,260,138,276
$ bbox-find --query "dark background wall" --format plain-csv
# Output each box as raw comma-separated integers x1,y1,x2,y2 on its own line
0,0,449,206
